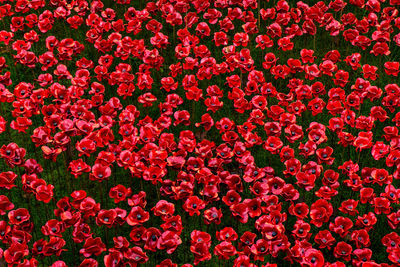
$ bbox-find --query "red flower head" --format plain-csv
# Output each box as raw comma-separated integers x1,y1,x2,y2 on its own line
329,216,353,238
216,227,238,242
300,49,316,63
315,230,336,249
0,116,6,133
203,207,222,225
80,237,106,257
109,185,131,203
351,229,371,248
0,171,17,190
285,124,304,143
0,195,14,215
126,206,150,226
339,199,359,216
139,227,159,251
1,143,26,167
230,202,249,224
292,220,312,240
301,248,325,267
333,241,352,261
89,163,111,182
36,183,54,203
310,199,333,227
344,53,361,70
316,146,335,165
152,200,175,219
283,158,301,176
43,236,66,257
157,230,182,254
373,197,391,214
42,219,65,237
8,208,30,225
214,241,237,260
384,61,400,76
354,131,373,151
371,42,390,56
4,243,29,264
362,64,378,80
352,248,372,266
96,209,117,228
79,197,100,219
183,196,205,216
333,70,349,87
289,202,309,219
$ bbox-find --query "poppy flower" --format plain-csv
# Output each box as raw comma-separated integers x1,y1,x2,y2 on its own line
354,131,373,151
157,230,182,254
126,206,150,226
214,227,236,243
151,200,175,219
301,248,325,266
4,242,29,264
0,116,6,133
371,42,390,56
0,195,14,217
35,183,54,203
329,216,353,238
351,229,371,249
373,197,391,214
316,147,335,165
384,61,400,76
362,64,378,80
89,163,111,182
0,171,17,189
79,197,100,220
42,236,66,257
42,219,66,237
80,237,106,257
68,159,91,178
8,208,30,225
310,199,333,227
333,241,352,261
300,49,316,63
315,230,336,249
388,210,400,230
214,241,237,260
292,220,312,240
183,196,206,216
0,30,14,45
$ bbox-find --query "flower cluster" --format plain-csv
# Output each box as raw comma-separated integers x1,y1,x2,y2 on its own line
1,0,400,266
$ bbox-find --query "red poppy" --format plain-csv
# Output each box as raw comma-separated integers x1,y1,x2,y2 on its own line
329,216,353,238
373,197,391,214
214,241,237,260
333,241,352,261
362,64,378,80
4,243,29,264
183,196,205,216
301,248,325,266
0,171,17,189
126,206,150,226
80,237,106,257
384,61,400,76
351,229,371,248
157,230,182,254
8,208,30,225
0,195,14,216
43,236,66,256
310,199,333,227
89,163,111,182
315,230,336,249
